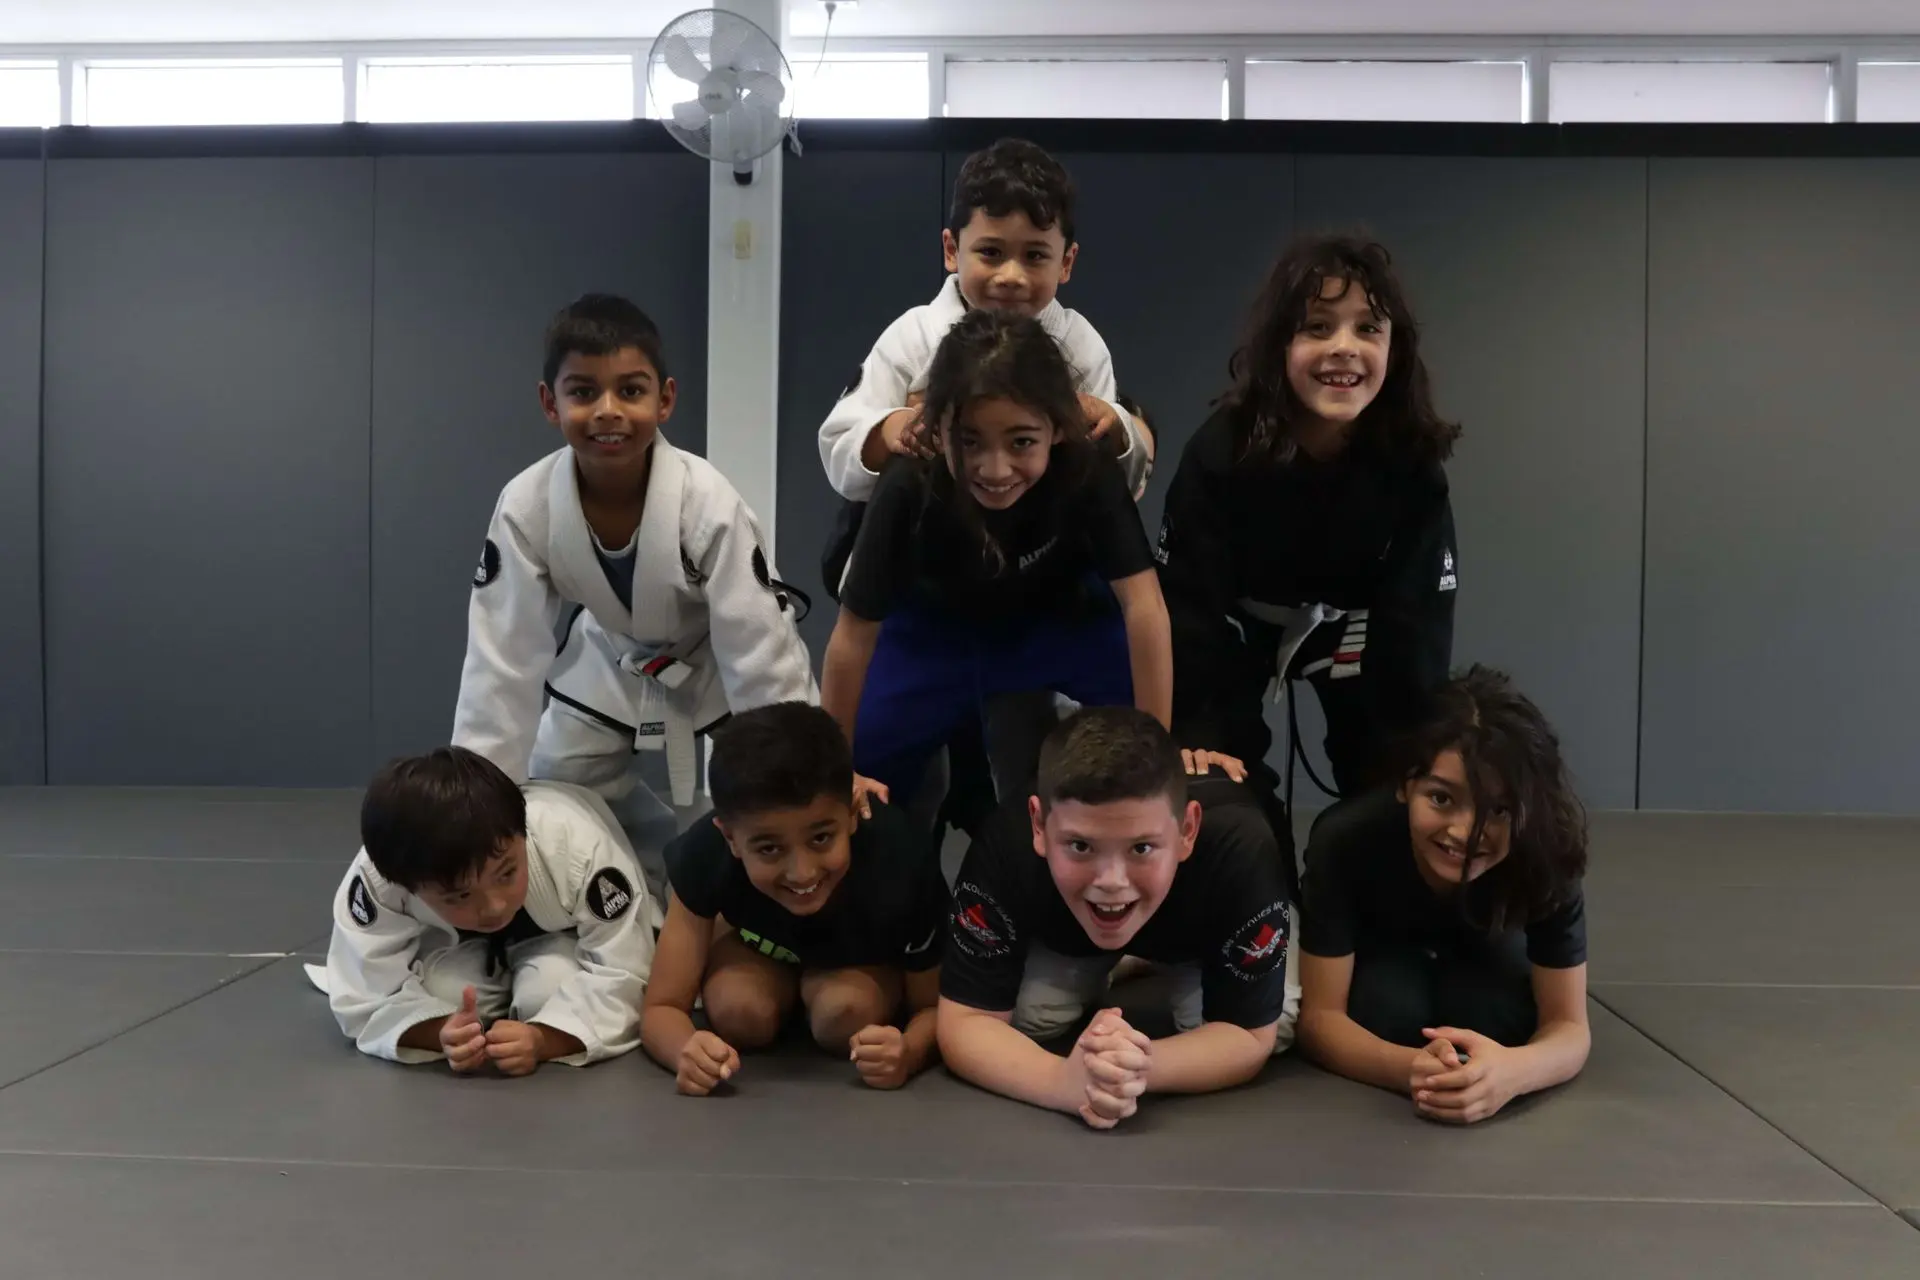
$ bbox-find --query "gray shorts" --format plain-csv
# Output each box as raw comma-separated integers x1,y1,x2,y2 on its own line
1010,904,1302,1054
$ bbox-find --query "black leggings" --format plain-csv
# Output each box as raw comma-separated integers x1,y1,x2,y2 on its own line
1346,937,1538,1049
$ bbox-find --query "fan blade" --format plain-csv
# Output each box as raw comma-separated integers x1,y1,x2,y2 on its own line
660,32,708,84
739,70,785,106
709,17,749,70
671,100,711,131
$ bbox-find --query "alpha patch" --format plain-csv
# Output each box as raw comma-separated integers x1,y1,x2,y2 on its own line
473,538,502,589
586,867,635,922
1438,547,1457,592
346,874,378,927
950,881,1015,961
838,363,863,399
1220,900,1289,981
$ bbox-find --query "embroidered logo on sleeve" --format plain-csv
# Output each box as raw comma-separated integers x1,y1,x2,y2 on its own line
346,874,378,927
1219,900,1290,981
473,538,502,589
950,881,1015,960
1438,548,1457,592
586,868,635,922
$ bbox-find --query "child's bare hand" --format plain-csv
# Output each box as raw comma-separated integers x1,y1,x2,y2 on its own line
1070,1008,1152,1128
1180,748,1247,782
677,1030,739,1096
483,1019,543,1077
1078,393,1120,443
440,986,488,1074
850,773,890,820
849,1024,909,1089
879,407,937,460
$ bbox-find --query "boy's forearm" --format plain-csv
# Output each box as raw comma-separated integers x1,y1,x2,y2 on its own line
858,418,895,474
938,1006,1078,1115
1142,1021,1273,1095
899,1004,941,1079
640,1005,700,1073
396,1016,450,1056
1299,1008,1424,1096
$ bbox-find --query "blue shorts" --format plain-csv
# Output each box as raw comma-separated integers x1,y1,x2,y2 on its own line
853,597,1135,806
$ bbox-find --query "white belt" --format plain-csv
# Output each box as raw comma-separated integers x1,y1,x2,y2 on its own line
1233,599,1368,696
548,620,706,808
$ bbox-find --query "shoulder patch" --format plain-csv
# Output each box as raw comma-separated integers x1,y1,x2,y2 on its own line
1438,546,1457,592
950,880,1015,961
473,538,501,589
346,874,378,927
1219,899,1290,981
586,867,636,922
838,364,862,399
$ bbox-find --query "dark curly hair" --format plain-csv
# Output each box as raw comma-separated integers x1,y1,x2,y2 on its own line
1394,665,1587,934
947,137,1077,245
917,307,1094,574
1222,233,1459,468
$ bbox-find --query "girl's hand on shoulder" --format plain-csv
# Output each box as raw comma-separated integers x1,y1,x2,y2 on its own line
1412,1027,1519,1125
1181,749,1246,782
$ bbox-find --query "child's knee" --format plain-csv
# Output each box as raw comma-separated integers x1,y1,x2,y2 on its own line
704,986,786,1049
806,973,892,1050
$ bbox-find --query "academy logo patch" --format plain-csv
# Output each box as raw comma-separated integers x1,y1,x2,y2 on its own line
1438,547,1457,592
346,874,378,927
473,538,502,589
587,868,635,922
950,881,1014,960
1220,900,1289,981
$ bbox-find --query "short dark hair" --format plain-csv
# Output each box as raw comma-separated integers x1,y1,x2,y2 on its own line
1037,706,1186,814
947,137,1077,246
1222,232,1459,468
708,702,854,820
541,292,669,388
359,747,527,893
1395,665,1589,933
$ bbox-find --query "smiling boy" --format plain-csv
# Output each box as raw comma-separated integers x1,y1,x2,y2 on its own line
452,294,817,904
937,707,1296,1129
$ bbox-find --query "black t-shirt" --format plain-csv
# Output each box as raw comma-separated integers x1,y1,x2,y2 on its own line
940,780,1293,1030
839,446,1153,622
664,802,947,972
1298,788,1586,968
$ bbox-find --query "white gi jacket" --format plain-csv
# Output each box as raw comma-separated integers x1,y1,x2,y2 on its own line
452,435,817,807
326,782,655,1065
817,276,1150,502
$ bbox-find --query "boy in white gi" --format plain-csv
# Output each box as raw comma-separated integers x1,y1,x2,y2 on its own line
324,747,655,1072
453,294,818,905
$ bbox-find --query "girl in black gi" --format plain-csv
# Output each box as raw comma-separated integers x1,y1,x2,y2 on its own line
1155,234,1460,811
1297,666,1591,1124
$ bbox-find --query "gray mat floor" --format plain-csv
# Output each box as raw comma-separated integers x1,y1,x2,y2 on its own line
1,787,1916,1278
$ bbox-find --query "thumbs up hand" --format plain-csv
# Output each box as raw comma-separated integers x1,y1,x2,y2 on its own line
439,986,489,1074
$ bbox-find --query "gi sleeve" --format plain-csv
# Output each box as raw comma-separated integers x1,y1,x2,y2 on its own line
1297,798,1371,958
325,855,458,1064
818,313,921,502
1054,313,1148,498
522,819,657,1066
451,490,564,783
938,812,1032,1012
1362,478,1457,750
692,489,820,714
1154,414,1247,753
1526,887,1588,969
1193,802,1293,1030
1079,453,1156,583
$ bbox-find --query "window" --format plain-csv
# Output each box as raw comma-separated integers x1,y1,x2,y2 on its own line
1859,62,1920,122
791,55,928,119
1549,61,1831,123
77,60,344,126
1246,60,1525,123
0,62,59,128
945,59,1226,120
361,57,633,124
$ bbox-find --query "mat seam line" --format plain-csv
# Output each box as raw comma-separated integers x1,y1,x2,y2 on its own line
1592,988,1901,1225
0,955,281,1097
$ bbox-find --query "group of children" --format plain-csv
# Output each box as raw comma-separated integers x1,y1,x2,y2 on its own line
320,137,1593,1128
